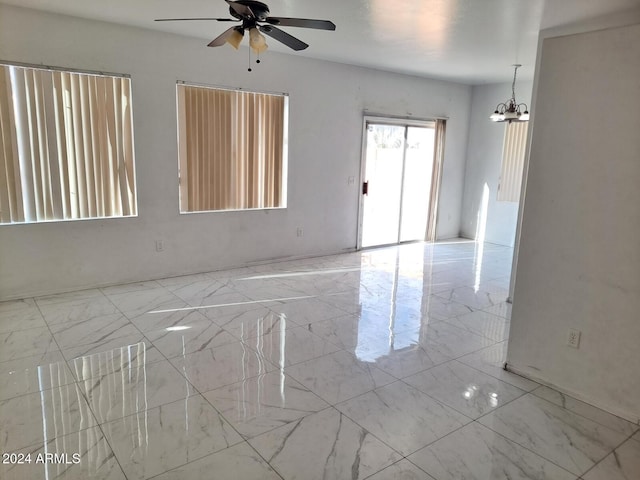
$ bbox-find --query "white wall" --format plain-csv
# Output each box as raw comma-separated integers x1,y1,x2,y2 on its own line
507,23,640,422
0,5,472,300
460,81,532,247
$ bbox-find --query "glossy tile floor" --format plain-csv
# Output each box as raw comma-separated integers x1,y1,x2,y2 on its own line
1,241,638,480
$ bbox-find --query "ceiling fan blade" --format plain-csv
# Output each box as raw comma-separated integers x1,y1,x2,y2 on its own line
264,17,336,31
259,25,308,51
226,0,254,18
155,18,236,22
208,27,238,47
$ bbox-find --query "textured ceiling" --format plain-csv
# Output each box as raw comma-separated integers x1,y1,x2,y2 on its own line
1,0,639,84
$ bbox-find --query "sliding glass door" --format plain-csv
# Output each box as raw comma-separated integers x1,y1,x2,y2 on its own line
360,120,436,249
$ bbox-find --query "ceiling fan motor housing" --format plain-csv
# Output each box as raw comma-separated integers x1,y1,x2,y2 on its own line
230,0,271,21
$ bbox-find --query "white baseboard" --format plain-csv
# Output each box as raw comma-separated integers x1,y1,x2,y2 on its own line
506,364,640,425
0,247,359,301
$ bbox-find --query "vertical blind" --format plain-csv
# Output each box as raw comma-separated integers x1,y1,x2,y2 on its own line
427,119,446,242
0,64,137,224
497,121,528,203
177,84,286,212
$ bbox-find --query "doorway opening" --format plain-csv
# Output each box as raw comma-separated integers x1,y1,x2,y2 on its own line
358,117,445,249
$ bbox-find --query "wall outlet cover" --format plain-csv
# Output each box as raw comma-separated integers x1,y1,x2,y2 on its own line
567,328,581,348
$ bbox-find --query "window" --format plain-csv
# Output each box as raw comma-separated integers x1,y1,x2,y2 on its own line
176,83,288,213
0,63,137,224
497,121,528,202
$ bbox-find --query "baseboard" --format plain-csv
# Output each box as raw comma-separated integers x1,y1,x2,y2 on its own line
0,247,359,301
506,364,640,425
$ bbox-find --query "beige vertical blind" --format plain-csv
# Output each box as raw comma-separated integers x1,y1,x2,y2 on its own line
497,121,528,203
0,64,137,224
426,119,446,242
177,84,286,212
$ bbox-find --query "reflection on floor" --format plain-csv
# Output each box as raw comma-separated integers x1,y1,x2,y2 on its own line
0,240,638,479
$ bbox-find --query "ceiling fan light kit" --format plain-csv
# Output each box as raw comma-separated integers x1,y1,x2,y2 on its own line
226,27,244,49
249,27,268,54
490,64,530,123
156,0,336,69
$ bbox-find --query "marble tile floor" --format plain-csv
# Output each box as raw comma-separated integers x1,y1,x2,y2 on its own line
0,241,638,480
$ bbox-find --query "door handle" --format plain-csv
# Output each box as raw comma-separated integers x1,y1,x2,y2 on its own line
362,181,369,195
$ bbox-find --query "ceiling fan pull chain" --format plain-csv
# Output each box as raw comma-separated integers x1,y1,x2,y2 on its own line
248,47,252,72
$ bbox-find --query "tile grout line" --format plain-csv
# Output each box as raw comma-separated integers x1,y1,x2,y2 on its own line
73,287,145,480
318,366,480,464
94,288,245,480
396,368,528,423
470,392,626,478
33,293,130,479
578,428,640,479
80,286,198,479
527,388,640,434
360,457,435,480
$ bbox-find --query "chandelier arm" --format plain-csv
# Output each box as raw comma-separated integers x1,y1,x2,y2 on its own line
494,102,507,113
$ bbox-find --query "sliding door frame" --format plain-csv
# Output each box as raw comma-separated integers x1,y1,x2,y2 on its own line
356,115,444,250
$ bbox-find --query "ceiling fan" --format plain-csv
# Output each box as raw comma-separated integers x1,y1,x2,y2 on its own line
156,0,336,54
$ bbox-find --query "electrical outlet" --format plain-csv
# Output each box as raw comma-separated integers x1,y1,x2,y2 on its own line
567,328,581,348
296,227,303,237
348,176,355,185
155,240,165,252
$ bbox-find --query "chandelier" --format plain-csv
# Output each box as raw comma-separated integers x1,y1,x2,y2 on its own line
490,65,530,123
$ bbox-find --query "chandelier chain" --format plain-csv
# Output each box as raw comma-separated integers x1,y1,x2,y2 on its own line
511,65,519,100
